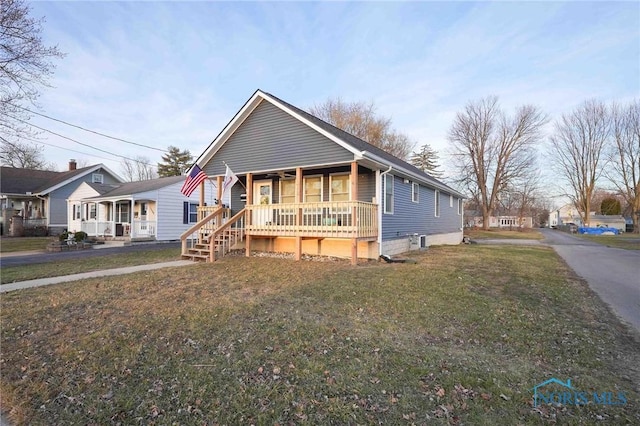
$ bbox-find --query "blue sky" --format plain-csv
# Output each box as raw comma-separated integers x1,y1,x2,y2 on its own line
28,1,639,187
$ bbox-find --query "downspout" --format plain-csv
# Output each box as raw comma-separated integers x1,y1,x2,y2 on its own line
378,165,393,256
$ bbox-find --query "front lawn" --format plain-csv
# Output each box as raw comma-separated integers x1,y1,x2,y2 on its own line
0,237,53,253
465,228,543,240
577,233,640,250
1,247,181,284
1,246,638,424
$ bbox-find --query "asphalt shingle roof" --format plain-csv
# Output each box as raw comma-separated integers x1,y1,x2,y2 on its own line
85,176,185,199
0,166,97,194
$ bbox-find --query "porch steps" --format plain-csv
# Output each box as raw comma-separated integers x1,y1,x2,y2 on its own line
182,230,243,262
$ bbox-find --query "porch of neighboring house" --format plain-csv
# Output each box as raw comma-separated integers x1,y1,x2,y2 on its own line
181,162,379,265
1,197,47,236
76,199,157,241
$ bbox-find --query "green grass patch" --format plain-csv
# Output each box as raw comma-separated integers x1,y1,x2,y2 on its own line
576,233,640,250
0,237,53,253
1,246,639,424
465,228,543,240
0,248,181,284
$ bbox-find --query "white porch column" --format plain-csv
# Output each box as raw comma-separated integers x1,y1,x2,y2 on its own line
112,201,116,236
130,199,135,238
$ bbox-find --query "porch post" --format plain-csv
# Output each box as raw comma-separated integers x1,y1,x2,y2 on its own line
245,173,253,257
351,161,358,265
112,201,116,237
295,167,303,261
216,176,223,206
130,199,134,238
199,181,205,209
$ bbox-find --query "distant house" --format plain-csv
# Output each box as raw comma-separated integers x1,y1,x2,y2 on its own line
0,160,123,236
549,204,625,232
67,176,216,241
587,215,626,232
181,90,465,264
468,215,533,229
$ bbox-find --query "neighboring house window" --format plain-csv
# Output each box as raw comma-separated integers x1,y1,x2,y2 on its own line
280,179,296,204
435,190,440,217
92,173,104,183
183,202,198,224
73,204,80,220
384,174,394,214
412,183,419,203
330,174,350,202
450,194,453,208
89,204,96,219
304,175,323,202
458,198,462,215
140,202,148,219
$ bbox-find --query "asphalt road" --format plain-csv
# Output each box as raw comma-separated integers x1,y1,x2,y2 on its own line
0,242,181,268
540,228,640,332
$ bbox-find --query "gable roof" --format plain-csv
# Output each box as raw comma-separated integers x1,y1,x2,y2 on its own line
84,176,186,200
0,164,123,196
193,90,465,198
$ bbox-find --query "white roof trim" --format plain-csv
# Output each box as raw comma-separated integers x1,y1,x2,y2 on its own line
37,164,123,196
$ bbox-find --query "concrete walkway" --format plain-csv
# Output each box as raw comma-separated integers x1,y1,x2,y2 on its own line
0,260,193,293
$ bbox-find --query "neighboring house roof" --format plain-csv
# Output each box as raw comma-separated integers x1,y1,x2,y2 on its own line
591,215,625,223
0,165,123,196
84,176,186,200
194,89,465,198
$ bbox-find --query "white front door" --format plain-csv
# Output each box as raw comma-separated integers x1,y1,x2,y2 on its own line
252,180,272,226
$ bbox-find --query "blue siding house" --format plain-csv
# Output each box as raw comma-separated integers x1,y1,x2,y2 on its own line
182,90,464,264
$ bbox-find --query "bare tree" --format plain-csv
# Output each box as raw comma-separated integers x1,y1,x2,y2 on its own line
121,156,157,182
1,0,64,144
448,96,548,230
0,139,54,169
550,100,611,227
410,143,444,177
608,100,639,233
309,98,414,159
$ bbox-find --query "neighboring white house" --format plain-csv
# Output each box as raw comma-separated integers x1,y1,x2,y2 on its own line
549,203,626,232
468,215,533,229
67,176,218,241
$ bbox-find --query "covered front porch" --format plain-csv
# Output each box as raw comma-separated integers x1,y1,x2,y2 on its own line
183,161,380,264
76,199,157,241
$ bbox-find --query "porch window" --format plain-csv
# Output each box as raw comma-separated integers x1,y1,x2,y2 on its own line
412,182,419,203
280,179,296,204
435,190,440,217
330,174,349,202
304,176,323,202
384,174,394,214
140,202,148,219
89,204,96,219
92,173,104,183
116,203,130,223
73,204,80,220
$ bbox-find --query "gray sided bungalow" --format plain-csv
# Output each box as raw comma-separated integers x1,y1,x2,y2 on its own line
181,90,464,264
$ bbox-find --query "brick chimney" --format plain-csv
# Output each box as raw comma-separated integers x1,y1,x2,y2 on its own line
69,159,77,171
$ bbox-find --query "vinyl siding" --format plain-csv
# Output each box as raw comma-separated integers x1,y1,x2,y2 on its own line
48,168,121,228
202,101,354,177
381,175,463,241
153,182,215,241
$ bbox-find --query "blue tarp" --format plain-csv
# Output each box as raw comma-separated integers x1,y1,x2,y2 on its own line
578,227,620,235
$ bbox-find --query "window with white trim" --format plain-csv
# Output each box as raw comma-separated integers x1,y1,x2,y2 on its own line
303,175,323,202
92,173,104,183
189,203,198,223
280,179,296,204
458,198,462,215
73,203,80,220
450,194,453,208
435,190,440,217
384,174,394,214
412,182,419,203
330,174,350,202
89,203,96,219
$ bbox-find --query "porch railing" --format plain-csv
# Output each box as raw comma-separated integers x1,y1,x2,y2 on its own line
246,201,377,239
180,207,230,254
132,220,156,237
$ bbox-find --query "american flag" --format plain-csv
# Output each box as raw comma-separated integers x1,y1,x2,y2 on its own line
181,165,207,197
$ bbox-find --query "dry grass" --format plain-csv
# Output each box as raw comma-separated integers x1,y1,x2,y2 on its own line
0,237,53,253
576,233,640,250
465,228,543,240
1,246,639,424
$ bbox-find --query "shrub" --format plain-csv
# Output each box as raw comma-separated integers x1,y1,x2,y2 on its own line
73,231,87,242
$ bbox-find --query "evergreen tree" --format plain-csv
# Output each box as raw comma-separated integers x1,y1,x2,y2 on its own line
600,197,621,215
157,146,193,177
410,143,443,178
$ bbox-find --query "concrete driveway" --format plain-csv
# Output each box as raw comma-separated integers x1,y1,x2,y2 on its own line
540,229,640,332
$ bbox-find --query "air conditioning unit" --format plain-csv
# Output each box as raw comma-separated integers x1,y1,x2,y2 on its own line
419,235,428,248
